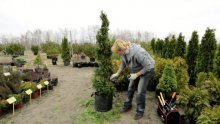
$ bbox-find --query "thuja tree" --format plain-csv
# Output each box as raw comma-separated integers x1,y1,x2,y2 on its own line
214,44,220,78
161,37,169,58
150,38,156,53
33,53,43,67
165,35,176,59
154,38,164,56
5,43,25,56
174,33,186,57
61,36,71,63
197,106,220,124
196,28,217,74
156,64,177,95
31,45,39,55
186,31,199,85
92,11,114,95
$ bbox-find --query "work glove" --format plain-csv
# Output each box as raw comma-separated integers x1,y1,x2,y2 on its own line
110,73,119,80
129,73,138,80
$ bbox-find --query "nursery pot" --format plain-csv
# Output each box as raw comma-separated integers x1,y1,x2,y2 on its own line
15,102,24,109
35,68,43,73
48,84,53,90
94,92,113,112
0,109,4,117
32,90,40,99
51,57,57,65
90,57,95,62
64,61,70,66
50,77,58,86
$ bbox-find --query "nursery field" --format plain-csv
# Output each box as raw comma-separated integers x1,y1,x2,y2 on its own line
0,51,162,124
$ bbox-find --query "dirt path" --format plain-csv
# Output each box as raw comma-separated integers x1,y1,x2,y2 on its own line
0,51,162,124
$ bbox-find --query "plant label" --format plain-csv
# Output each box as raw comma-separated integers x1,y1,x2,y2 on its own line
3,72,11,76
44,81,49,85
6,97,16,104
37,84,43,89
25,89,33,95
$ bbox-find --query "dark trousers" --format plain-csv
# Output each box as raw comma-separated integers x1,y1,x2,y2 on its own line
124,68,154,114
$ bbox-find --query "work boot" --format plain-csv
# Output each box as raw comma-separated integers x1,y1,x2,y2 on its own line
120,106,132,113
134,112,143,120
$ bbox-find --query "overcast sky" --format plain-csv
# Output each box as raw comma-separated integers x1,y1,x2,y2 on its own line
0,0,220,40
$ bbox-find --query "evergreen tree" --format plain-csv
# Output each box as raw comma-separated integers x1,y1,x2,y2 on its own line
174,33,186,57
215,44,220,78
31,45,39,55
92,11,114,95
156,64,177,95
162,37,169,58
150,38,156,53
186,31,199,84
165,35,176,59
33,53,43,66
196,28,217,74
61,36,71,64
155,38,164,56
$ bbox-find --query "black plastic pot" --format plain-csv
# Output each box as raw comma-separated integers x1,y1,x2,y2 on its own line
76,63,82,68
64,61,70,66
50,78,58,86
0,109,4,117
48,84,53,90
94,92,113,112
52,57,57,65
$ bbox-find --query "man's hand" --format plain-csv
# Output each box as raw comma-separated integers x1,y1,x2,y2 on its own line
110,73,119,80
129,73,138,80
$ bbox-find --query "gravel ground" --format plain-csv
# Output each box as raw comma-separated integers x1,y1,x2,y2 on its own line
0,51,163,124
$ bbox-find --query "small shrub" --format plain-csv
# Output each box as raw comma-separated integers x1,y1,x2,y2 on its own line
156,64,177,95
31,45,39,55
5,43,25,56
8,93,23,104
33,54,43,67
20,82,37,92
197,105,220,124
61,37,71,62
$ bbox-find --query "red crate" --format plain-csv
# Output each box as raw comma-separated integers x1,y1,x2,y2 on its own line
157,104,181,124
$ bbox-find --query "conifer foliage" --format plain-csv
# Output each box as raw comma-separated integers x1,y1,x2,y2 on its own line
215,45,220,78
186,31,199,84
61,36,71,64
92,11,114,95
156,64,177,94
150,38,156,53
165,35,176,59
174,33,186,57
196,28,217,74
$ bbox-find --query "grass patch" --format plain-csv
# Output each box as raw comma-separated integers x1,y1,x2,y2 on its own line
72,94,123,124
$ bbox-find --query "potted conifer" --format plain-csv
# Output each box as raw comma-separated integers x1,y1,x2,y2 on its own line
9,93,24,109
81,43,96,66
61,37,71,66
156,64,177,100
0,100,8,116
5,43,25,57
47,47,59,65
31,45,39,55
33,53,43,72
92,11,115,112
